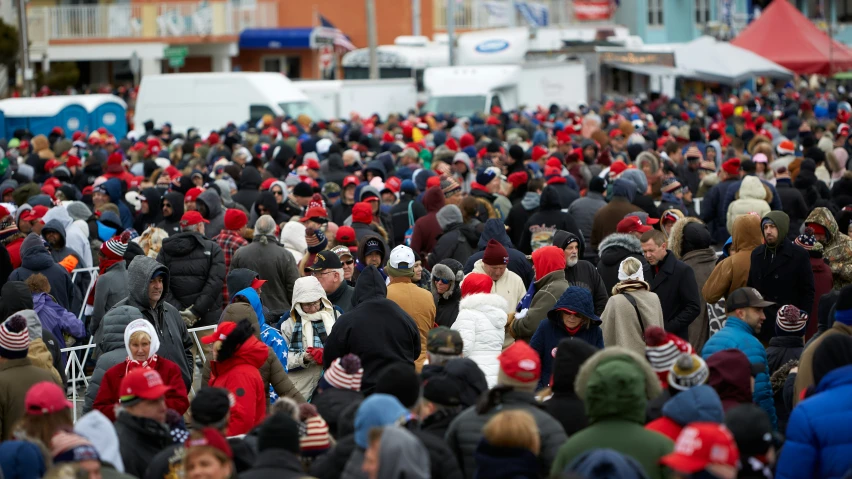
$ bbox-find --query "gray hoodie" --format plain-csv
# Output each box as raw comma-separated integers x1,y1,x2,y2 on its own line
377,427,430,479
75,410,126,473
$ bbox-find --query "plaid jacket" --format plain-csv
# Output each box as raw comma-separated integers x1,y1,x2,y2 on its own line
213,229,248,305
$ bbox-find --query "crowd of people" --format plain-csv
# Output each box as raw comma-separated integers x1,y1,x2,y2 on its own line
0,88,851,479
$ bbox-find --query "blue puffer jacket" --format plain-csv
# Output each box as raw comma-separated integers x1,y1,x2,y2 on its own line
701,317,777,429
776,364,852,479
530,288,603,389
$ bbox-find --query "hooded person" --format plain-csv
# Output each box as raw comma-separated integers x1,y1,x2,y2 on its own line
9,233,77,313
748,211,815,344
512,246,571,342
96,178,133,230
596,231,650,294
26,273,85,354
445,341,568,478
42,205,92,268
518,186,582,255
133,188,163,235
644,384,723,442
552,230,607,314
505,176,543,248
196,189,225,239
353,233,389,283
90,232,131,342
668,217,717,352
427,205,478,266
601,257,665,356
704,213,763,303
450,272,508,387
91,318,189,422
776,334,852,479
804,206,852,288
705,349,758,412
410,186,446,265
565,449,651,479
41,216,85,274
621,167,661,219
540,339,597,436
590,178,643,252
430,258,464,328
726,175,771,235
109,256,194,391
280,276,337,400
74,411,133,479
203,319,268,436
156,191,185,236
549,347,674,479
280,220,308,263
231,165,263,212
464,218,535,288
323,266,421,394
386,245,436,371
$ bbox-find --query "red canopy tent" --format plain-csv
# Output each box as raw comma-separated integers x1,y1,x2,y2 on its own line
731,0,852,75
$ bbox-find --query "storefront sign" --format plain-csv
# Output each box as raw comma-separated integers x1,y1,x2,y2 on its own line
574,0,613,21
600,51,676,67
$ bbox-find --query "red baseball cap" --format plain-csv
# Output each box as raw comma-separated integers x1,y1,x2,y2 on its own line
22,205,49,222
186,428,233,459
609,129,625,139
119,368,173,402
661,423,739,474
25,381,72,415
617,216,652,234
300,206,329,223
180,211,209,227
305,158,321,170
336,225,356,243
184,187,204,203
343,176,359,188
498,341,541,383
384,177,401,194
202,321,238,344
609,161,628,177
250,278,267,290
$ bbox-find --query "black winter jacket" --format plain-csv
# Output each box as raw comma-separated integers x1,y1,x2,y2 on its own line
647,250,701,340
238,449,306,479
427,223,478,267
405,421,464,479
518,187,582,255
156,232,225,327
390,194,427,246
767,335,804,375
9,233,77,313
115,412,173,479
564,260,609,315
312,387,363,438
775,179,810,240
323,267,421,394
464,219,535,288
232,166,263,212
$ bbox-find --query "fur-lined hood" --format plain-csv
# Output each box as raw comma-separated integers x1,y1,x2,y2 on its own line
430,260,464,300
771,359,798,394
598,233,643,256
668,216,705,259
575,346,661,424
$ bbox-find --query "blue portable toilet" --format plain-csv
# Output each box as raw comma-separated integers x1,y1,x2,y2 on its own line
0,109,7,140
77,94,128,138
0,97,89,137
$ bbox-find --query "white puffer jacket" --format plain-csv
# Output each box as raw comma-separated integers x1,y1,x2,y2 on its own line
451,293,508,387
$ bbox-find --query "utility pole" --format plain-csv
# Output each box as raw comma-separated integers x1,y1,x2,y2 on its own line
447,0,455,66
412,0,421,36
16,0,32,96
366,0,379,79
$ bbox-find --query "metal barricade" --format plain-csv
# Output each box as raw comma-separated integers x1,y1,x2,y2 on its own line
62,323,217,422
70,267,99,322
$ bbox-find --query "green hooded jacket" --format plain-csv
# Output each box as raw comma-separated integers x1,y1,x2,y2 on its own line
805,207,852,288
550,347,673,479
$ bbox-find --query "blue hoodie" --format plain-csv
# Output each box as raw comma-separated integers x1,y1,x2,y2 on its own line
232,287,289,372
660,385,724,426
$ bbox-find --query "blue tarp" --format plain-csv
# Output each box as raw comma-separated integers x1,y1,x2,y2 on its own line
239,28,315,49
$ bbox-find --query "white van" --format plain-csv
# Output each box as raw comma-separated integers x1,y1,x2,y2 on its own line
133,72,322,135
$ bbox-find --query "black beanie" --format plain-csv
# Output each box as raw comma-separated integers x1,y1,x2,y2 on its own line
835,285,852,312
258,412,301,453
293,182,313,198
190,387,231,428
508,145,524,162
589,176,606,194
551,338,597,394
374,363,420,408
812,334,852,387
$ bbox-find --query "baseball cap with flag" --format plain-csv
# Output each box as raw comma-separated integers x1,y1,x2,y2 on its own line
661,423,740,474
119,368,173,404
180,211,209,228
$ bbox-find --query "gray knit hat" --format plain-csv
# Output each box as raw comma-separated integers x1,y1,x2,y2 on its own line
65,202,92,222
436,204,463,230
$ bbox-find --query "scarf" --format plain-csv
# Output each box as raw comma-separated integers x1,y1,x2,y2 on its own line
612,280,650,296
98,256,123,276
124,354,158,376
290,306,334,352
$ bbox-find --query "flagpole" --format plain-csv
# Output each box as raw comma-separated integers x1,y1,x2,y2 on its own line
367,0,379,79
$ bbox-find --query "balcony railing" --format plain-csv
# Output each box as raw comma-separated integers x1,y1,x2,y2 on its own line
27,1,277,45
434,0,577,30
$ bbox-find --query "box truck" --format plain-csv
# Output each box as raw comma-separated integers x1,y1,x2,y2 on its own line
294,78,418,119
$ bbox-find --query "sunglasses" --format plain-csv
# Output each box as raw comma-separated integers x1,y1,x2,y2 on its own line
272,190,283,196
433,278,451,285
342,260,355,266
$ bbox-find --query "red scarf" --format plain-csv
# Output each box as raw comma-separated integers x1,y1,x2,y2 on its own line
470,182,491,194
124,355,158,376
88,257,125,307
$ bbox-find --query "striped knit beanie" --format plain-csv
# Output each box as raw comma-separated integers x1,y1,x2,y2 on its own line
645,326,693,384
100,230,131,260
0,315,30,358
51,430,100,464
776,304,808,336
300,415,331,457
323,354,363,391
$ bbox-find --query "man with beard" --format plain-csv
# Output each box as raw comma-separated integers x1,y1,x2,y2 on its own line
552,231,608,315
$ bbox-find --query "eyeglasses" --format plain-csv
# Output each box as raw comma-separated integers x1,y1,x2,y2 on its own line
301,300,322,312
434,278,451,285
342,260,355,266
311,270,332,277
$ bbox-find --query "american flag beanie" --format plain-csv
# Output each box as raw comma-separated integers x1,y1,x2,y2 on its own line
0,315,30,359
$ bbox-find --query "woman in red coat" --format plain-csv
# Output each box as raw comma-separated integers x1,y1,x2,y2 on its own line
203,319,267,436
92,318,189,421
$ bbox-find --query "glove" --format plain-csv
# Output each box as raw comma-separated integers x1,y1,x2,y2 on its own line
306,347,323,365
180,308,199,327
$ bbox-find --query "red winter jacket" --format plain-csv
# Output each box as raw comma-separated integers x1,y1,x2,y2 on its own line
92,357,189,422
808,256,834,340
209,336,268,436
5,236,23,269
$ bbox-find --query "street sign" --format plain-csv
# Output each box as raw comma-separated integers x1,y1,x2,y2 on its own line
168,56,185,68
164,46,188,59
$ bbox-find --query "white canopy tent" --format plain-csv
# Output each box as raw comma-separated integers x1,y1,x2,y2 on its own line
671,36,794,85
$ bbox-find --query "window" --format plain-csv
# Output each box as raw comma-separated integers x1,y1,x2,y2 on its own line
490,95,502,111
261,56,302,78
696,0,711,24
648,0,664,26
841,0,852,22
249,105,275,125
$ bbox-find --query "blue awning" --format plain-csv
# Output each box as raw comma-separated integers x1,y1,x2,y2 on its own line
239,28,317,49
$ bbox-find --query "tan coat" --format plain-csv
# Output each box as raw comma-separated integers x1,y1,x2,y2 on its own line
601,287,665,356
386,277,436,371
0,358,61,440
793,322,852,406
28,338,62,385
703,214,763,303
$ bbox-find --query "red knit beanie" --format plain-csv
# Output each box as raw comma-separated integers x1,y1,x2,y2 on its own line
352,202,372,224
482,239,509,266
224,209,247,231
531,246,566,281
461,273,493,297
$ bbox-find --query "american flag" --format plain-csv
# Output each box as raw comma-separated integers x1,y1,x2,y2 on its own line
320,15,356,52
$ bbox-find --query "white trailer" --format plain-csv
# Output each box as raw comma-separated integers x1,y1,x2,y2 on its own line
294,78,418,120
